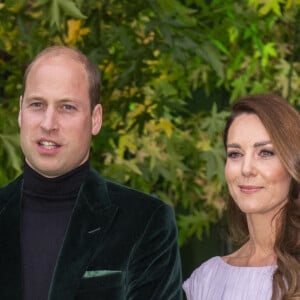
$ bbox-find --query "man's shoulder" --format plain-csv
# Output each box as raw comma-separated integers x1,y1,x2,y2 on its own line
106,179,160,201
0,175,23,204
88,168,171,211
0,175,22,194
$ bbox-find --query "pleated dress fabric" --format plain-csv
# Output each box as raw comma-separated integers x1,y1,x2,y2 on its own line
183,256,276,300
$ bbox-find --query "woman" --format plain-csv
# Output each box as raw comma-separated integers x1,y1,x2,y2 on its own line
183,94,300,299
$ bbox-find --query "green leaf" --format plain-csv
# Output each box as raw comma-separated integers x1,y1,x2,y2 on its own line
198,42,224,79
123,160,142,175
58,0,86,19
5,0,26,12
211,39,230,56
34,0,50,6
0,134,22,173
50,0,60,28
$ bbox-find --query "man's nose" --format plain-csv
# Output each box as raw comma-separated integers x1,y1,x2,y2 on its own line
40,108,58,132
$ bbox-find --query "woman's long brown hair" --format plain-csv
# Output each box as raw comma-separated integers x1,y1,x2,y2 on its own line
223,94,300,299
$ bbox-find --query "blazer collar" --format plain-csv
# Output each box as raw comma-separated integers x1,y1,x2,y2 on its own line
0,176,23,300
0,169,118,300
48,168,119,300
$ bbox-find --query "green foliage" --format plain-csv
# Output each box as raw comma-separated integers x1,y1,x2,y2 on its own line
0,108,22,185
1,0,300,245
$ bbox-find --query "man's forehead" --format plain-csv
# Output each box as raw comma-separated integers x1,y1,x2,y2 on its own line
27,54,87,81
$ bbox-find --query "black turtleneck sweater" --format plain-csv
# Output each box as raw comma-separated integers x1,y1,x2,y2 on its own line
21,161,89,300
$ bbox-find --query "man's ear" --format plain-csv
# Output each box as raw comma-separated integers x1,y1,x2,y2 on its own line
18,95,23,128
91,104,102,135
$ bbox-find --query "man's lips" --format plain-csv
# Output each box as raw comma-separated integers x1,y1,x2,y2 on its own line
239,185,263,194
38,140,61,150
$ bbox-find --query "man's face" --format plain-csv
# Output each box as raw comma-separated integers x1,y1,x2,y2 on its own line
18,54,102,177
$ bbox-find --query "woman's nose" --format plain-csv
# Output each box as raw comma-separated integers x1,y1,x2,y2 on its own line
241,156,257,177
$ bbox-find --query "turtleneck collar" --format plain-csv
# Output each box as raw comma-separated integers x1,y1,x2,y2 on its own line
23,161,90,201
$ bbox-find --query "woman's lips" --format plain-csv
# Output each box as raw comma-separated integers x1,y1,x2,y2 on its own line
239,185,263,194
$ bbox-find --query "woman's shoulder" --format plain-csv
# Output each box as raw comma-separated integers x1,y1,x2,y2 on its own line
183,256,226,299
183,257,224,288
194,256,223,272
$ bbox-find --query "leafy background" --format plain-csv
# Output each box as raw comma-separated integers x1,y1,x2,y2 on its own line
1,0,300,278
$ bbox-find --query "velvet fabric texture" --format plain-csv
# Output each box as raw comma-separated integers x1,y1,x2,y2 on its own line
0,168,182,300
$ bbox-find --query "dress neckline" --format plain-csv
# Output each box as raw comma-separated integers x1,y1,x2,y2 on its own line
217,256,277,269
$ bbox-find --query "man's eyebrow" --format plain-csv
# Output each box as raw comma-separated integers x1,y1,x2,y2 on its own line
58,98,79,103
24,97,79,103
226,141,272,148
24,96,45,102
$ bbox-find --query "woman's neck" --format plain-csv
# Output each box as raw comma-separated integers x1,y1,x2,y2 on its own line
224,212,282,267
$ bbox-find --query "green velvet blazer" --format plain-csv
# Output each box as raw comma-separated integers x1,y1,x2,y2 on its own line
0,168,182,300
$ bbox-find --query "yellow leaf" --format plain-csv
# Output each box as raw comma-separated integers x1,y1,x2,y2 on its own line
157,118,173,138
129,87,138,97
144,59,158,66
123,160,142,175
286,0,300,9
117,134,137,158
104,62,115,74
257,0,285,16
196,140,211,151
65,19,90,45
153,50,160,57
228,26,238,43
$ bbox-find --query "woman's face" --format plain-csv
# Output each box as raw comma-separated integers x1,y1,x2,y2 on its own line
225,113,291,216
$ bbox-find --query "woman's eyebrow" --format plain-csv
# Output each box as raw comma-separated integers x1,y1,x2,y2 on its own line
253,141,272,147
226,143,240,149
226,141,272,149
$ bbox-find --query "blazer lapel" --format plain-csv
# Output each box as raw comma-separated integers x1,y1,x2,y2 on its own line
0,177,23,300
48,169,118,300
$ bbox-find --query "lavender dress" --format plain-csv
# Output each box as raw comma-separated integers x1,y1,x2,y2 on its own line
183,256,276,300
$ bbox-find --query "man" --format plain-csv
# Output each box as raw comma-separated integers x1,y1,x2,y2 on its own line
0,46,182,299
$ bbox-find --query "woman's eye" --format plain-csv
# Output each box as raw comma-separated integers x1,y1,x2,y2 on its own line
227,151,242,159
260,150,275,157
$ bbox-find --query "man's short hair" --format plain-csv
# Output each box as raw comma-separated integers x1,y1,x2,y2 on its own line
22,46,101,110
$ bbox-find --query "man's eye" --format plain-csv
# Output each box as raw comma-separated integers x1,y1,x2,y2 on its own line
30,102,43,108
63,104,76,110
